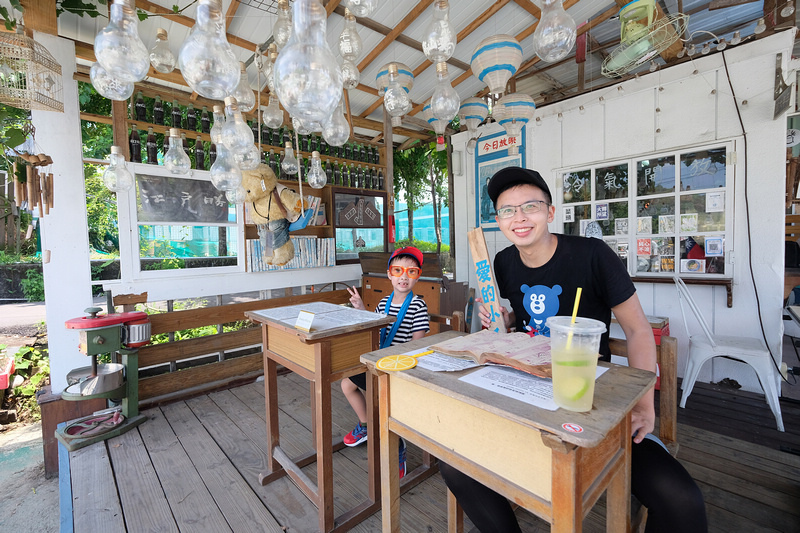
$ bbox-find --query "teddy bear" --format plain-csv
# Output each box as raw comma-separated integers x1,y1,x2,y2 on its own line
242,163,309,266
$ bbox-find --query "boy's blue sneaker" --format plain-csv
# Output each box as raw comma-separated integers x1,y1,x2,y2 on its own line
343,422,368,447
399,437,407,480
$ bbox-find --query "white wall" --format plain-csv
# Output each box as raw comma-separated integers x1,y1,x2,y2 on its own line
453,31,794,394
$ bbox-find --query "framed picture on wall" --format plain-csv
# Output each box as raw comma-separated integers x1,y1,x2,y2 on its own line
474,128,527,231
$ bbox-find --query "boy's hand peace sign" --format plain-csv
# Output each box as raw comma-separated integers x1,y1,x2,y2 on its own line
347,286,366,310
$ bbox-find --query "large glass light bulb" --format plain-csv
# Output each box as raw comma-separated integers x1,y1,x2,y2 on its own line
338,8,363,61
90,62,134,101
235,144,262,170
341,59,360,90
384,64,411,127
282,141,300,175
754,18,766,34
103,146,135,192
781,0,795,18
430,62,460,122
274,0,343,124
210,105,226,144
210,144,244,190
164,128,191,175
149,28,176,74
422,0,456,63
222,97,255,155
345,0,377,17
94,0,149,82
263,95,284,129
178,0,240,99
307,151,326,189
322,97,350,147
226,184,248,204
230,62,256,112
423,101,447,151
273,0,293,50
532,0,577,63
293,116,314,136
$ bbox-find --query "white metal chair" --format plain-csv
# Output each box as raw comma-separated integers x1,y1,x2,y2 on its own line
673,276,784,432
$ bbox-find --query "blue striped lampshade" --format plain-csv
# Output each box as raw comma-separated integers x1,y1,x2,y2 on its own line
459,96,489,132
423,100,447,149
493,93,535,155
470,35,523,95
375,62,414,96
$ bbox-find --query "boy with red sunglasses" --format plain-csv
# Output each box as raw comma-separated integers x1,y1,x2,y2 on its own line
344,246,429,478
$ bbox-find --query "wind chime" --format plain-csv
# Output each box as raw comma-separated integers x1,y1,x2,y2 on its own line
12,151,55,218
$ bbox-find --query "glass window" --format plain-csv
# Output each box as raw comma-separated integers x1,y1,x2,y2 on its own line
637,156,676,195
563,204,592,235
679,236,725,275
562,170,591,203
680,148,726,191
595,163,628,200
637,197,675,235
594,201,628,236
679,193,725,232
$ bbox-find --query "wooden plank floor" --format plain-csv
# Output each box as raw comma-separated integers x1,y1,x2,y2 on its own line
65,373,800,533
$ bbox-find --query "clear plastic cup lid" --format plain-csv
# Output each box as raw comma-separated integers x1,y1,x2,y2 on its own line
546,315,607,334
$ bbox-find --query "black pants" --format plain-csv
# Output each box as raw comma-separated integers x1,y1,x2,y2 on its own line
439,437,707,533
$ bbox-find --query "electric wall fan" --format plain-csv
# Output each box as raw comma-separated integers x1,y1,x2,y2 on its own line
602,0,689,78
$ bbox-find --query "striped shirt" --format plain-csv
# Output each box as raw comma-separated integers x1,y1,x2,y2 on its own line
376,294,429,346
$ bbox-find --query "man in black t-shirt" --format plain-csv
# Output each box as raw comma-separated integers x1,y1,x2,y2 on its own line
438,167,707,533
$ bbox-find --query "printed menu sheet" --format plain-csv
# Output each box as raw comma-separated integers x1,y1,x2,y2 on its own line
249,302,383,331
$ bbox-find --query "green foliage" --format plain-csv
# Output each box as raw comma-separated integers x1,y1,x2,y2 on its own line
85,164,119,253
79,82,114,159
20,269,44,301
0,250,40,264
56,0,106,18
142,257,186,271
0,105,31,171
394,239,450,254
10,345,50,421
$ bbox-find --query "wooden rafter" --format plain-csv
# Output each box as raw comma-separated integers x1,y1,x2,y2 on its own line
357,0,435,73
225,0,241,29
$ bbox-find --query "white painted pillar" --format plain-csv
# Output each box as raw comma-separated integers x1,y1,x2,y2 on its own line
31,32,93,393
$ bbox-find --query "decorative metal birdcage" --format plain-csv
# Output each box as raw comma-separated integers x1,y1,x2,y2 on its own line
0,27,64,112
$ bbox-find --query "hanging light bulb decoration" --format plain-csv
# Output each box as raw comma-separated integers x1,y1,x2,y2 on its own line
273,0,293,50
282,141,300,175
532,0,577,63
164,128,191,175
470,35,523,95
422,100,448,151
293,116,314,136
226,184,248,204
263,94,284,129
210,144,244,190
221,97,255,155
274,0,343,124
341,59,360,90
230,62,256,113
458,96,489,153
264,43,278,94
376,62,414,97
149,28,176,74
235,144,262,170
339,8,363,61
210,104,226,145
422,0,456,63
493,93,535,155
307,151,327,189
430,62,460,122
322,95,351,147
345,0,378,17
90,62,134,101
383,63,412,127
103,146,135,192
178,0,240,99
94,0,149,83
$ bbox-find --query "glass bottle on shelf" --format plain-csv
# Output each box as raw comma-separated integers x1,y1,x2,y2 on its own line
187,103,197,131
325,159,333,185
251,120,260,144
200,105,210,133
355,164,362,188
333,161,341,185
181,132,191,163
145,126,158,164
129,125,142,163
365,166,373,189
163,128,170,157
209,142,217,165
261,123,269,147
377,168,384,190
344,142,352,160
134,91,146,122
269,149,278,176
153,95,165,125
172,99,183,129
360,144,367,162
194,135,205,170
301,133,309,153
320,135,328,156
373,146,380,164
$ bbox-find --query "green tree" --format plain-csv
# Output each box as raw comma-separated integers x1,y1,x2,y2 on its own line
393,144,430,243
84,164,118,253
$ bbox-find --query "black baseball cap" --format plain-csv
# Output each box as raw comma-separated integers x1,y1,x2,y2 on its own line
487,167,552,206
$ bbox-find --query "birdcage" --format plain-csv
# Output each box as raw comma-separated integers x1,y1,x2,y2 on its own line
0,27,64,112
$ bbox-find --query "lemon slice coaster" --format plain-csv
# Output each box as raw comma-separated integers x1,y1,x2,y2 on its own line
561,376,590,401
377,354,419,371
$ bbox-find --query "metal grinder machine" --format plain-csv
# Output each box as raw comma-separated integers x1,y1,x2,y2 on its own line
55,307,151,451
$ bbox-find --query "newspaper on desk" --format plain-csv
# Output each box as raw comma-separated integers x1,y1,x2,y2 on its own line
404,347,609,411
251,303,382,330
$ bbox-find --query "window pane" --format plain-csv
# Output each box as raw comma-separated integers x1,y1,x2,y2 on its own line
563,204,591,235
637,197,676,235
137,174,234,224
335,227,385,262
635,237,675,273
680,148,726,191
637,156,676,195
139,225,238,270
679,193,725,232
593,201,628,236
563,170,591,203
595,164,628,200
679,236,725,274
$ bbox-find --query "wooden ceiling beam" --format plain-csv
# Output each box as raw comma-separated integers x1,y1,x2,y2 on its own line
225,0,241,29
325,0,342,16
513,0,542,19
357,0,435,73
20,0,57,36
350,115,429,140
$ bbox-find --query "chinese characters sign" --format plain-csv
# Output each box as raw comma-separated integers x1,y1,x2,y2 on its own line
137,174,229,223
477,132,521,156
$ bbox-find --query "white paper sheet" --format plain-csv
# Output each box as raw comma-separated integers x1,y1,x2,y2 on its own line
458,365,609,410
413,349,480,372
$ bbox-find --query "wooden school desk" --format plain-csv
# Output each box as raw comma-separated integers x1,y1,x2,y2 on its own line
361,331,657,533
246,302,394,533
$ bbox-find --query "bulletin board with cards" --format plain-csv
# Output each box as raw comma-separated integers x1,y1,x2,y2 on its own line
557,142,733,279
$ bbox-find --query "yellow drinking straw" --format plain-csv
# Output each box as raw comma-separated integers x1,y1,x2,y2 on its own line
566,287,583,349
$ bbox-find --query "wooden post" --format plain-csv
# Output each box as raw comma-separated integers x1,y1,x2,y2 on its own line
466,228,505,333
20,0,58,36
383,102,394,250
111,100,130,161
446,137,456,273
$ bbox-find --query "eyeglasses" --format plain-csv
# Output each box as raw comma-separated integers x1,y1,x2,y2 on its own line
496,200,550,219
389,265,421,279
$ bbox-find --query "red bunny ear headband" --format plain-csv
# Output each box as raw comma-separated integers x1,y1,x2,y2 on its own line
388,246,423,268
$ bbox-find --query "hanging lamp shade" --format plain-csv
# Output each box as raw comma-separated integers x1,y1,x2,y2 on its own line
422,100,447,151
470,35,522,95
459,97,489,134
493,93,535,155
376,62,414,96
0,27,63,112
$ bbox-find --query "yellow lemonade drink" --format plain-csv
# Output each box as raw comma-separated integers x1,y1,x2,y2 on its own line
546,316,607,412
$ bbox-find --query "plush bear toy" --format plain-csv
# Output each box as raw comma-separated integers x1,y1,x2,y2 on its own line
242,164,308,266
